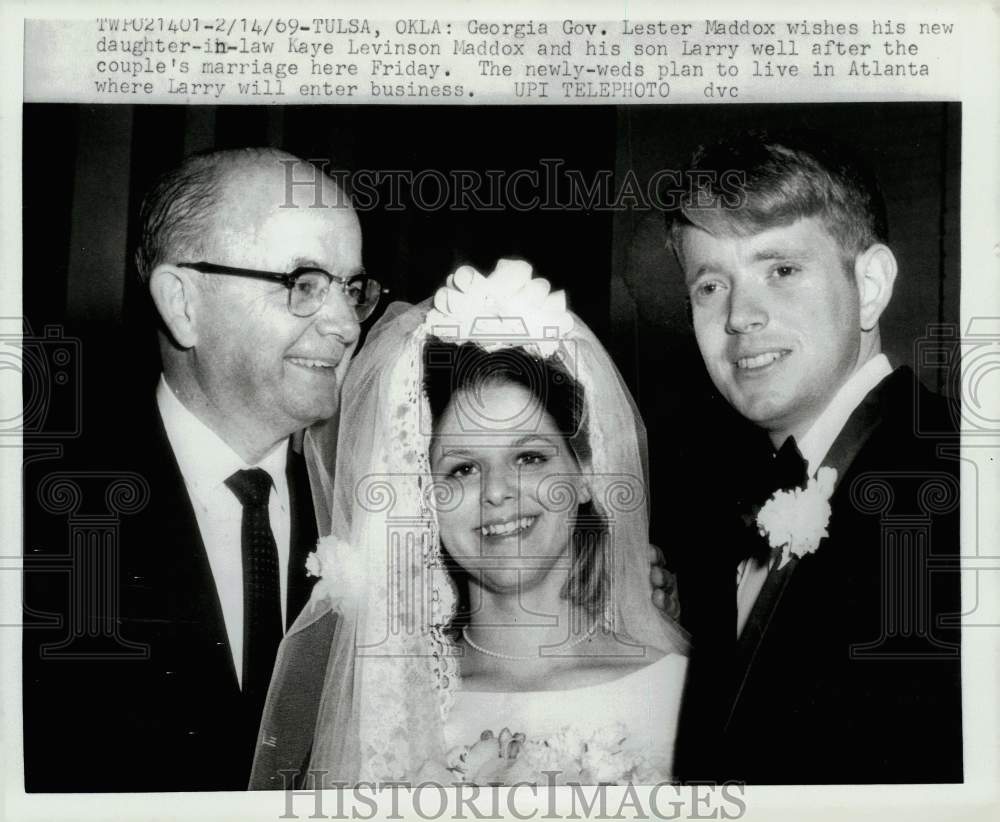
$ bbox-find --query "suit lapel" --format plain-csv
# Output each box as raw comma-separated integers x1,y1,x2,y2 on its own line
141,414,319,641
285,440,319,629
121,403,239,689
727,367,901,723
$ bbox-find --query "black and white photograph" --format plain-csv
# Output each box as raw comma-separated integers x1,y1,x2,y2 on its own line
5,3,999,822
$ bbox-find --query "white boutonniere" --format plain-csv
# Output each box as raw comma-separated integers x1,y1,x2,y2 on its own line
756,467,837,569
423,259,574,357
305,535,366,605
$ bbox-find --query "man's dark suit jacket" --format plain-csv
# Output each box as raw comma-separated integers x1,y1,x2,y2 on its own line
673,367,962,784
23,394,318,792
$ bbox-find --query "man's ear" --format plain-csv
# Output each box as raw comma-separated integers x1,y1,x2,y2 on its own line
577,474,593,506
148,264,200,349
854,243,898,332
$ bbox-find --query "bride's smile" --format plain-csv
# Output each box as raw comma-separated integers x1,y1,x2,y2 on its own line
476,515,537,538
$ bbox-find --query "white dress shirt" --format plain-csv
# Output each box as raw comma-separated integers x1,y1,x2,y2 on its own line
156,375,291,687
736,354,893,636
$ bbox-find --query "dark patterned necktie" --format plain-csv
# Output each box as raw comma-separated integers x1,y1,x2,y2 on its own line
225,468,282,730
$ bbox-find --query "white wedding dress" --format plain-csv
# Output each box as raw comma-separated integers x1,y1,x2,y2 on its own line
444,653,688,781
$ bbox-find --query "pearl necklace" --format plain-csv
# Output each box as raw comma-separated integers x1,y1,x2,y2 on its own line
461,623,597,661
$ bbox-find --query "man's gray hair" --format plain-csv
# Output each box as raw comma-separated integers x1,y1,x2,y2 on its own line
134,146,300,283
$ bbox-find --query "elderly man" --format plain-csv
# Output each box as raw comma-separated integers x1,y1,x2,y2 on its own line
667,131,962,784
24,148,380,791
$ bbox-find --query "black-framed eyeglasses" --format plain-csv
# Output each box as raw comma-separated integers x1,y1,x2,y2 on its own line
176,261,385,321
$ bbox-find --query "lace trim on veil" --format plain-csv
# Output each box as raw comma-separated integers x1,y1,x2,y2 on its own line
356,323,461,781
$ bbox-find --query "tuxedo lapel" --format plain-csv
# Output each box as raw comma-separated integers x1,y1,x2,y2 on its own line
727,367,899,722
819,368,897,489
728,558,796,728
686,366,961,784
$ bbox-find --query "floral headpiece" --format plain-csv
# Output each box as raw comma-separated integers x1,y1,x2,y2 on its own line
423,259,574,358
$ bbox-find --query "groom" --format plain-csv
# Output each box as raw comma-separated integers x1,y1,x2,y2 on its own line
667,131,962,784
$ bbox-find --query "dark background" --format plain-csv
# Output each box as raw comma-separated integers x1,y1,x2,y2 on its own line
22,102,960,553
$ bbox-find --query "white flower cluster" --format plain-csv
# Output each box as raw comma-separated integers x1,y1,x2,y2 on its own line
304,535,367,606
423,259,574,358
756,466,837,568
414,724,666,786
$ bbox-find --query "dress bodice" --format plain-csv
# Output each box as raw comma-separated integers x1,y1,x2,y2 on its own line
444,653,687,782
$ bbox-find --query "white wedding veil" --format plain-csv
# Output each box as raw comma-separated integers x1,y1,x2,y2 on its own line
250,263,687,788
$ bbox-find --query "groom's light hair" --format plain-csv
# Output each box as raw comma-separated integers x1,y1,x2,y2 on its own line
665,129,889,273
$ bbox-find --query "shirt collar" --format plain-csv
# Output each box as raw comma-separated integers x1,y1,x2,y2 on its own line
156,375,289,505
796,353,892,476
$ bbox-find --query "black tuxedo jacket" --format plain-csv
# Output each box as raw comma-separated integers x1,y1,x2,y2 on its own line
673,368,962,784
23,396,318,792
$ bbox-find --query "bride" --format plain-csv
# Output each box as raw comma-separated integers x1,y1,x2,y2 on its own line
250,260,688,788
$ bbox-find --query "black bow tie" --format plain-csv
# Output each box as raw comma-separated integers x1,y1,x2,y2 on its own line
740,435,809,510
768,436,809,495
733,436,809,567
